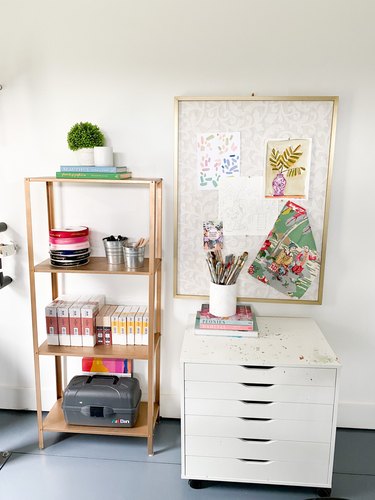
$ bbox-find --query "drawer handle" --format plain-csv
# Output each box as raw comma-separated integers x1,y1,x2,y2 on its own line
241,383,274,387
239,417,272,421
238,459,270,463
240,400,273,405
238,438,271,442
241,365,274,370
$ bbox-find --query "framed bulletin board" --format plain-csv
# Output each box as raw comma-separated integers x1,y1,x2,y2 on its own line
174,96,338,304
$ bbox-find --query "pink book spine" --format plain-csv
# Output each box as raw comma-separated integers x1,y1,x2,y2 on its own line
199,322,253,331
200,303,252,317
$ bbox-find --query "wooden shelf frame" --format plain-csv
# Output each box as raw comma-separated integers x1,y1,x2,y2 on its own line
38,332,161,360
34,257,161,275
25,177,162,456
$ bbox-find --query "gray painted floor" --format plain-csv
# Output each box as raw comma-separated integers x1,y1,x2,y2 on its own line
0,410,374,499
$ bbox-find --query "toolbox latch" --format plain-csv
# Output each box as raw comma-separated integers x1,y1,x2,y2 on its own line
81,406,114,417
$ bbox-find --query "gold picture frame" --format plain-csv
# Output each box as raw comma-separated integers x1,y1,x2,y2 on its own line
174,96,338,304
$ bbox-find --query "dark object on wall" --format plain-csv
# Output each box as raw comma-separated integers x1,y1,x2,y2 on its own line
0,223,12,289
62,374,141,427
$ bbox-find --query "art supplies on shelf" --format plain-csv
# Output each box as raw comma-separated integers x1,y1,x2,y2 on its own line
56,171,132,180
49,226,90,267
103,235,128,265
134,237,149,248
123,239,147,269
194,312,259,338
206,250,248,285
44,295,149,347
60,165,130,173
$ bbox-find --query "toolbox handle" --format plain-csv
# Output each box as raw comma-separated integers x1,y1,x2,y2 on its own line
88,375,120,384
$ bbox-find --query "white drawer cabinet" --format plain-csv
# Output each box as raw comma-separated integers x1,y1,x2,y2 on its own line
180,316,340,494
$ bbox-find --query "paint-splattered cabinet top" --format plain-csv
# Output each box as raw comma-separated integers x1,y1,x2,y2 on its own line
181,315,340,368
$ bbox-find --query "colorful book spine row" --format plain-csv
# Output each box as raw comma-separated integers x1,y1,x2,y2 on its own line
45,295,149,347
82,357,132,375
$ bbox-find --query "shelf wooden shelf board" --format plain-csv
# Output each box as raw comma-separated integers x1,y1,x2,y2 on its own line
38,339,151,360
26,176,162,185
43,399,159,437
34,257,161,275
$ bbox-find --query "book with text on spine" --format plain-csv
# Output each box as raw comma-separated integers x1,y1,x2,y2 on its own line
56,171,132,180
60,166,129,173
194,313,259,337
199,303,253,326
197,312,254,331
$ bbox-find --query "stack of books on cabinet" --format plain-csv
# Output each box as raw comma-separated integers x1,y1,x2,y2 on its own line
194,303,258,338
56,165,132,180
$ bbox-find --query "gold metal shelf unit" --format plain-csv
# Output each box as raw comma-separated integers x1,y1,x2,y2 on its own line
25,176,162,456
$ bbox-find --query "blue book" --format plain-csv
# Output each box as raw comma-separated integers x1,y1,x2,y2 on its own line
60,165,129,173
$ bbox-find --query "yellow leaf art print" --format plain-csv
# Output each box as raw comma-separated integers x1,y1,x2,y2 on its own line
264,138,312,199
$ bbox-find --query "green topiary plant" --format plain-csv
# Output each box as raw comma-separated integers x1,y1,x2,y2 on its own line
67,122,105,151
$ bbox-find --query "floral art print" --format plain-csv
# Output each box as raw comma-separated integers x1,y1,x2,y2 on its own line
248,201,320,299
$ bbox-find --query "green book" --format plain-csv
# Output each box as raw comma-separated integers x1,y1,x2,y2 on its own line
56,171,132,180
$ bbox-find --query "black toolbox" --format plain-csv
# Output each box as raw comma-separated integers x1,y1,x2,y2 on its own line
62,375,141,427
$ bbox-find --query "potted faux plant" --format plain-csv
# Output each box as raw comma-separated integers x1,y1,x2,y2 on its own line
67,122,105,166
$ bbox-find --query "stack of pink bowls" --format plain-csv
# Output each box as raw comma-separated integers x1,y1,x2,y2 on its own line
49,226,90,267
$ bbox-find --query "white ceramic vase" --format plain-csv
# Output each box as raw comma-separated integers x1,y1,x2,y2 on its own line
76,148,95,166
209,282,237,317
94,146,113,167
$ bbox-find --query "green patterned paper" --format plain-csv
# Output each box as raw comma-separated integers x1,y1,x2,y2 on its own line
248,201,320,299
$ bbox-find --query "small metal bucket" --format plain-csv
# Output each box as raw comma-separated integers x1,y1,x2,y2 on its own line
103,237,127,264
123,243,145,269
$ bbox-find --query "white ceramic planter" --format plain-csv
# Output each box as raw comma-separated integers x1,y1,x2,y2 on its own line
94,146,113,167
76,148,95,166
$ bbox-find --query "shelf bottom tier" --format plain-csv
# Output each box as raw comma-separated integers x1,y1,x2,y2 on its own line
43,399,159,438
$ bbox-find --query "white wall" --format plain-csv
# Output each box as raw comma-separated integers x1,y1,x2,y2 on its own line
0,0,374,427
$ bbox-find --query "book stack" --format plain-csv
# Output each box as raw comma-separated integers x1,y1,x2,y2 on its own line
194,303,258,338
56,165,132,180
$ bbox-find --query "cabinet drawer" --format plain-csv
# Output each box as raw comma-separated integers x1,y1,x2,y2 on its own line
185,363,336,387
185,456,328,486
185,381,335,404
185,398,333,421
185,415,332,442
185,436,330,463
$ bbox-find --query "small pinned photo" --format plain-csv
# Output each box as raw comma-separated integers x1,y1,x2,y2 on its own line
203,220,223,251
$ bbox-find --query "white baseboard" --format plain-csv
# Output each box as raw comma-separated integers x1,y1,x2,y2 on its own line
160,393,180,418
1,388,374,430
337,402,375,429
0,386,56,411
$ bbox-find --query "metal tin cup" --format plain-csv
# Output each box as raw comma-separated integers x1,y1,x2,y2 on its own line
123,243,145,269
103,236,127,264
209,282,237,317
